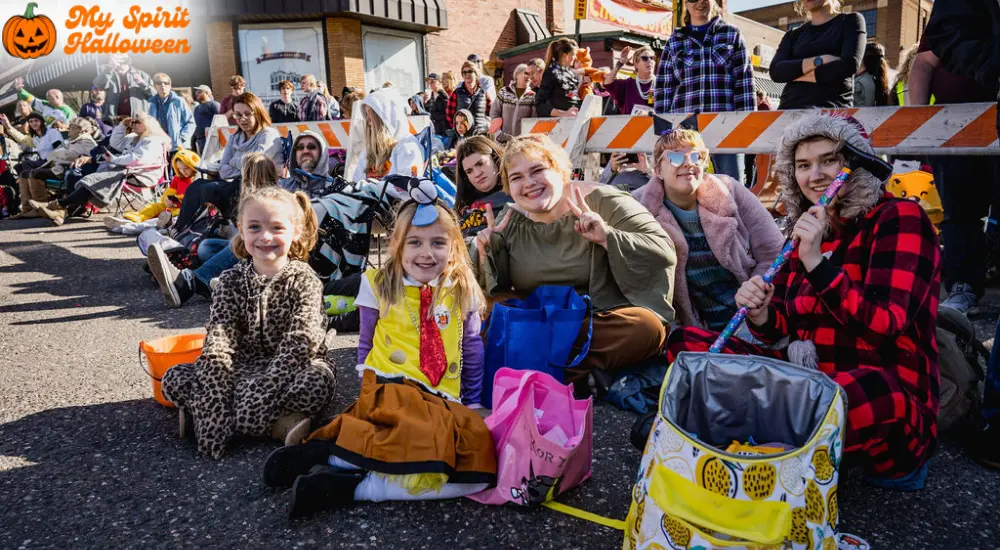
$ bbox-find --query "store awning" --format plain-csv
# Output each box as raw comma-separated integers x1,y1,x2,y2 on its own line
206,0,448,31
754,74,784,102
515,9,550,45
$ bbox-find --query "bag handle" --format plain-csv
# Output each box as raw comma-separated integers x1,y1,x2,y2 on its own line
138,343,161,382
647,464,792,547
564,295,593,368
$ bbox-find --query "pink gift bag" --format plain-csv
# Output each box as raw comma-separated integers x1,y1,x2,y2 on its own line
469,367,593,506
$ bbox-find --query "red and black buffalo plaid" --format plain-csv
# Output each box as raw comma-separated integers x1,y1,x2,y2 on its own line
668,195,941,478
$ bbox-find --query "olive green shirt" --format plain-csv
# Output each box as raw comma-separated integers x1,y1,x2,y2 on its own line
473,185,677,324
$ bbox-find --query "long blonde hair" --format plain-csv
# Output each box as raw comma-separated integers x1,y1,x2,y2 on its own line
894,44,919,90
374,202,485,319
232,187,318,262
131,112,168,138
441,71,458,95
364,106,398,177
794,0,841,18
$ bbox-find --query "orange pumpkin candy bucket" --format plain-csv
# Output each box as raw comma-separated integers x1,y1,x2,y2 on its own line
139,334,204,407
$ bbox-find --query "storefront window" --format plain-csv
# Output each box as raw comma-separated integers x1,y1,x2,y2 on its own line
237,22,328,103
362,26,425,95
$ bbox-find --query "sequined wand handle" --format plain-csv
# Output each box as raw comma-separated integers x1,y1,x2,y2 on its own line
708,167,852,353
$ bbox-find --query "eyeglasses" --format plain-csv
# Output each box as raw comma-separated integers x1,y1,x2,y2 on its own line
461,70,475,75
154,81,170,86
638,55,655,62
233,111,254,120
664,150,707,167
295,143,320,152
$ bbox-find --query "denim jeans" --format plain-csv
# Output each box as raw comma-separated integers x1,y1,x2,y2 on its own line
197,238,231,263
711,153,745,187
984,315,1000,421
192,241,238,287
928,156,1000,295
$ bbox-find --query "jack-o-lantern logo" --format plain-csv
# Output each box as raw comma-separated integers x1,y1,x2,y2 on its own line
3,3,57,59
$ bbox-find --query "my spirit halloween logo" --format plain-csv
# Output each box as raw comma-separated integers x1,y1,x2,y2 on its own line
2,3,192,59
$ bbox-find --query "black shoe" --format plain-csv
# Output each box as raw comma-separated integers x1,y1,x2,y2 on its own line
263,439,338,488
970,420,1000,471
178,407,195,441
288,466,364,519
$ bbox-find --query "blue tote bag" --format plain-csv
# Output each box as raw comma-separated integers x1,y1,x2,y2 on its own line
481,286,594,408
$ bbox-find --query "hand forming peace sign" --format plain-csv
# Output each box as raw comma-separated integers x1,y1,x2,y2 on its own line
473,203,512,269
567,186,608,247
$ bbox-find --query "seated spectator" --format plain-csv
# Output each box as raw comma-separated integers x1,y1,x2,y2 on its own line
632,129,784,330
3,113,65,217
148,152,280,308
14,77,77,124
29,113,170,226
111,149,200,224
17,118,99,218
600,152,651,192
10,99,32,134
472,134,676,391
269,80,300,123
490,63,537,142
159,185,336,459
172,92,284,231
148,73,195,152
350,88,425,181
79,88,113,135
454,135,511,239
299,74,333,122
667,114,940,484
279,131,336,197
446,109,482,147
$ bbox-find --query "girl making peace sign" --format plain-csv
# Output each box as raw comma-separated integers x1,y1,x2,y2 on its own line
471,135,677,394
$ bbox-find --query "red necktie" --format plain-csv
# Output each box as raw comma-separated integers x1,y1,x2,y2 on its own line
419,285,447,386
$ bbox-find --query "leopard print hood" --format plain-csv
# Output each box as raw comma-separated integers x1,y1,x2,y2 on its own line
774,114,884,226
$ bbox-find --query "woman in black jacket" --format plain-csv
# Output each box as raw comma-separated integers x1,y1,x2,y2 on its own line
535,38,581,117
769,0,866,109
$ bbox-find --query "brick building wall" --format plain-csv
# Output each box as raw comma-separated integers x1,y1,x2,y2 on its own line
206,21,238,98
325,18,366,94
736,0,933,68
425,0,558,79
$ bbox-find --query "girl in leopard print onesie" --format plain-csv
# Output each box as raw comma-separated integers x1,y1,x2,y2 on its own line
161,187,337,459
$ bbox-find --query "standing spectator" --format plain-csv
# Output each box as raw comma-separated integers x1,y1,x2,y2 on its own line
655,0,755,183
467,54,497,102
535,38,581,118
191,85,220,154
148,73,195,152
604,45,657,116
340,89,365,122
218,75,246,126
909,0,999,315
269,80,299,123
446,61,492,134
525,58,545,89
426,73,450,136
756,90,774,110
490,63,536,141
408,94,429,116
854,42,890,107
441,71,458,98
769,0,865,109
14,78,76,124
318,82,342,119
299,74,332,121
92,54,153,120
890,45,923,106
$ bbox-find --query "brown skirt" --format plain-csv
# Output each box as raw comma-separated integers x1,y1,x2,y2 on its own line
308,369,497,485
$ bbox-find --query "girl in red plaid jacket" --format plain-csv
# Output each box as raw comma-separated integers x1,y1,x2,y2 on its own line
668,114,941,485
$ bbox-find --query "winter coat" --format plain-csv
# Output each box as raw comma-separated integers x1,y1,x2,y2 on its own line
490,83,536,138
45,134,98,176
428,90,450,135
409,94,429,115
632,173,784,328
535,63,580,117
6,126,62,159
218,126,284,180
279,130,336,197
106,123,170,171
446,82,491,134
148,91,195,150
93,67,154,119
351,88,425,182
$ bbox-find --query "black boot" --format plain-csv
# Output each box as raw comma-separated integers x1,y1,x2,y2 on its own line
288,466,364,518
262,439,338,488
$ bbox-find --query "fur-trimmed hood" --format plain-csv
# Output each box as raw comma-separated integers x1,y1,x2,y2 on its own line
774,114,884,226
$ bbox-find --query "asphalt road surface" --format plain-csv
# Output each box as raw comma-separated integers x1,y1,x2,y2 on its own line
1,217,998,549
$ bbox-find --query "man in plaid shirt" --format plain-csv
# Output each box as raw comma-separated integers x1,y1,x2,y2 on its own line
668,115,941,485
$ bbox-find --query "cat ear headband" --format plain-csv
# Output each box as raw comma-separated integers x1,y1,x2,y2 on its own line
387,175,440,226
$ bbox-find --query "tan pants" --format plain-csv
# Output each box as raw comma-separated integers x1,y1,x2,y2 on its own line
565,306,667,386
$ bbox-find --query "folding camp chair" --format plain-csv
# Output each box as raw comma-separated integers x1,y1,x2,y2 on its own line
112,142,171,216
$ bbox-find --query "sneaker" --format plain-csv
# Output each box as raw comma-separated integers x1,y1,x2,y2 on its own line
971,420,1000,471
104,216,130,230
940,282,979,315
156,210,172,229
147,243,194,308
288,466,364,518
